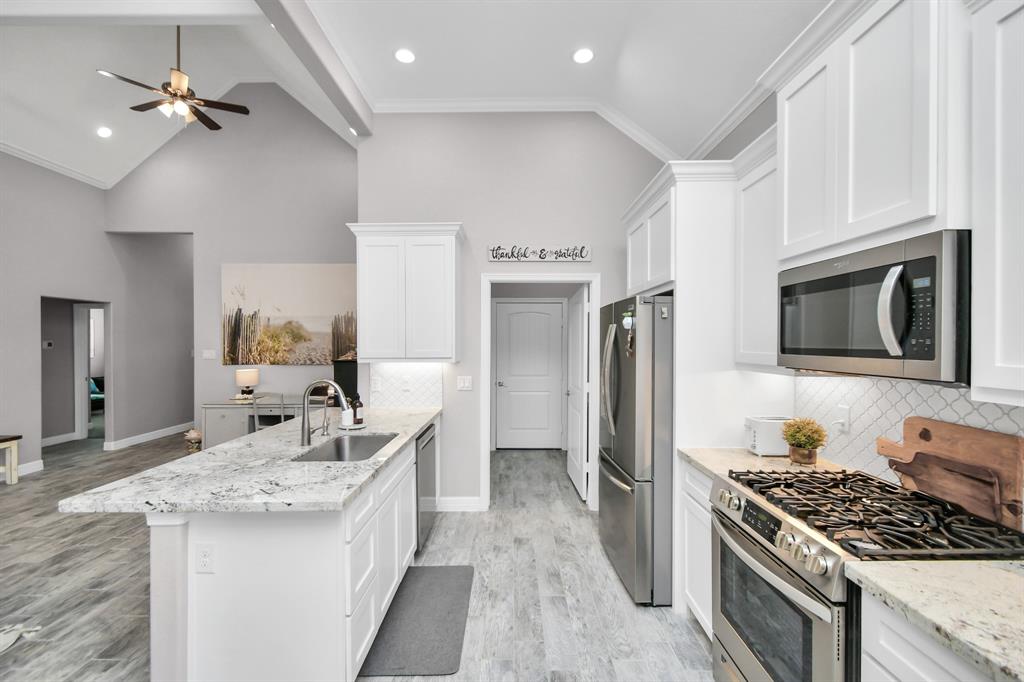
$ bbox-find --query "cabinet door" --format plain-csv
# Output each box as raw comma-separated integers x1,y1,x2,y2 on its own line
736,157,780,366
357,236,406,359
836,0,937,240
398,467,417,570
202,408,249,448
405,236,454,359
646,193,674,290
682,492,713,639
626,219,649,294
778,49,837,259
971,0,1024,406
376,487,401,619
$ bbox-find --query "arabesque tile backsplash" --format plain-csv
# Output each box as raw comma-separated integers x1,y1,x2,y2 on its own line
368,363,443,409
795,375,1024,482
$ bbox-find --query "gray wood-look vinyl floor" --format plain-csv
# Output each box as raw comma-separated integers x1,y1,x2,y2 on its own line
1,441,711,682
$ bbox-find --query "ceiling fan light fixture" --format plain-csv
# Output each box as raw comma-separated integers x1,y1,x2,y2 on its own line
172,98,190,116
158,102,174,118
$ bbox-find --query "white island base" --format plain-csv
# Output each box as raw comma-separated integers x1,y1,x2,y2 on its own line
148,445,418,682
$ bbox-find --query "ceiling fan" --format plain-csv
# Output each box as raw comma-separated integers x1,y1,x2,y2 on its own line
97,25,249,131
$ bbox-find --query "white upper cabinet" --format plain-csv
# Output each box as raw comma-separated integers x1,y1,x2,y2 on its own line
735,128,781,366
835,0,937,240
349,223,462,362
775,0,968,261
625,184,674,295
970,0,1024,407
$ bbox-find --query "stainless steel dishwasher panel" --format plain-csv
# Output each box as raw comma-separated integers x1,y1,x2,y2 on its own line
416,425,437,552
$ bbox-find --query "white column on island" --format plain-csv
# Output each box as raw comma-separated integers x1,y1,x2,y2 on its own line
147,513,189,682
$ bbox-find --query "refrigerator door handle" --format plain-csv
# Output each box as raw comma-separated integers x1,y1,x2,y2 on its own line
601,323,617,436
600,457,634,493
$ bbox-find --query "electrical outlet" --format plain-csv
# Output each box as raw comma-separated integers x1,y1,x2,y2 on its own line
371,375,382,392
833,404,851,435
457,376,472,391
196,543,215,574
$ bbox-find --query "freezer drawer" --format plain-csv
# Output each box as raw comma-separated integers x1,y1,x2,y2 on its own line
598,453,653,604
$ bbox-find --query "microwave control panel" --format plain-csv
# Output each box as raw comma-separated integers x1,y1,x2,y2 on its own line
904,257,936,360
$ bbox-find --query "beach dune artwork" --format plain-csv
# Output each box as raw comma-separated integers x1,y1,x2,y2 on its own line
222,263,356,366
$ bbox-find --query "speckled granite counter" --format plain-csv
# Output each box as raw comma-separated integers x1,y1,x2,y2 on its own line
847,561,1024,682
58,407,439,513
678,446,842,478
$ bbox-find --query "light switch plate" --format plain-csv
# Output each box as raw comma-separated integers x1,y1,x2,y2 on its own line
457,376,473,391
201,349,217,360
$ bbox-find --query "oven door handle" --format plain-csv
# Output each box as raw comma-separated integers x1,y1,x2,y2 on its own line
877,264,905,357
712,516,833,623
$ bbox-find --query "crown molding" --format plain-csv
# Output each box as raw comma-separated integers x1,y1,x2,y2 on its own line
757,0,874,91
622,160,737,222
685,83,773,160
731,124,777,178
347,222,464,240
963,0,995,12
0,142,110,189
372,97,679,162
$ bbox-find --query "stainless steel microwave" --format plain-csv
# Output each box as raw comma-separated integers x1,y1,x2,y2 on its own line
778,230,970,384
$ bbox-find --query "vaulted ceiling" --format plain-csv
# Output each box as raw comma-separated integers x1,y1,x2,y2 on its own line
0,0,828,188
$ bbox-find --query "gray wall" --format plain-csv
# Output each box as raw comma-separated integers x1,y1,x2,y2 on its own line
106,83,360,420
491,282,583,299
703,93,777,160
40,298,75,438
358,112,661,498
109,233,194,435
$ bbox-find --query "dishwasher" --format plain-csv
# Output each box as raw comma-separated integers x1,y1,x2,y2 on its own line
416,424,437,552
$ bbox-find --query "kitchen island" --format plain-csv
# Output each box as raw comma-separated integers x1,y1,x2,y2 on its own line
59,407,440,682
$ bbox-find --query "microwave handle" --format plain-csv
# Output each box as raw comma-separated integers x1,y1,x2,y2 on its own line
877,264,905,357
712,515,833,623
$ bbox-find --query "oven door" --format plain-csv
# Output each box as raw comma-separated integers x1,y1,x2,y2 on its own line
712,513,844,682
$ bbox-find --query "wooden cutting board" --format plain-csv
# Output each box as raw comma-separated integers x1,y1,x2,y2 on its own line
876,417,1024,529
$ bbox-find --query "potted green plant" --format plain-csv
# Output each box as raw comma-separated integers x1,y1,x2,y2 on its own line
782,418,827,465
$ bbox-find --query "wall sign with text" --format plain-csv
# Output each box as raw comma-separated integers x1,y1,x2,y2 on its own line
488,244,591,262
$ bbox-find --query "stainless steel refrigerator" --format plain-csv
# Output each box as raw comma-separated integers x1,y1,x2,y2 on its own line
599,294,673,605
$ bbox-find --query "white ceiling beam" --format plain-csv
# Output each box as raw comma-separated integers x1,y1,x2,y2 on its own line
0,1,264,25
254,0,373,136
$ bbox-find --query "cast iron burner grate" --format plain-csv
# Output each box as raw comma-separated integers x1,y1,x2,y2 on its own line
728,469,1024,560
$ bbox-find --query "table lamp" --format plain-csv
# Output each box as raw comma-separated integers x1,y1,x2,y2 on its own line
235,367,259,399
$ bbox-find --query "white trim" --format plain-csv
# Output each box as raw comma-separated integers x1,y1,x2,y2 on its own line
434,496,488,512
18,459,44,476
480,272,602,513
0,142,109,188
371,97,679,162
731,124,778,178
346,222,464,239
103,421,193,451
622,160,738,223
73,304,91,442
40,432,78,448
686,83,773,160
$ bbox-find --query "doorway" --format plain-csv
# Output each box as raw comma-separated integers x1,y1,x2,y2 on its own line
481,274,602,512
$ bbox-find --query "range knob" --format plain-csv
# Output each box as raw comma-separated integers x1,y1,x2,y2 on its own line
774,531,795,551
805,554,829,576
717,490,729,504
727,494,742,511
790,542,812,562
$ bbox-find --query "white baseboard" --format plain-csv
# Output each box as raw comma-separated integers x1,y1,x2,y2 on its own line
18,459,44,476
104,422,193,451
434,496,488,512
40,432,78,448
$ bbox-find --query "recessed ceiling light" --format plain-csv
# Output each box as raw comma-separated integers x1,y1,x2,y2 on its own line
394,48,416,64
96,126,112,138
349,127,358,136
573,48,594,64
269,23,275,29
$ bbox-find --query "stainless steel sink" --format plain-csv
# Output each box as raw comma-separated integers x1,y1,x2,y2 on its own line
293,433,398,463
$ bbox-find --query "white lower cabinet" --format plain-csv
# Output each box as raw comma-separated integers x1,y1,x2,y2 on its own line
679,459,714,639
347,575,379,682
398,467,417,571
860,591,983,681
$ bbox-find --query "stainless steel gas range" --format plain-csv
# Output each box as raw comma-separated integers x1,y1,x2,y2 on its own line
709,469,1024,682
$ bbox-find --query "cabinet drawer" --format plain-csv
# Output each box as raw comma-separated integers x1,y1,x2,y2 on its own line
347,575,379,682
345,516,378,616
376,444,415,502
345,485,377,542
682,462,713,506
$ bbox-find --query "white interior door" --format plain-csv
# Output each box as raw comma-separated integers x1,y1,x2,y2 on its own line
495,302,565,449
566,287,588,500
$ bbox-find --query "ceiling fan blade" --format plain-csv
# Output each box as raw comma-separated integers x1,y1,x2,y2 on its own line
187,103,221,131
170,68,189,95
130,99,172,112
191,98,249,115
97,70,164,95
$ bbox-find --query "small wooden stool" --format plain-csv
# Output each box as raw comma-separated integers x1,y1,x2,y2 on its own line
0,435,22,485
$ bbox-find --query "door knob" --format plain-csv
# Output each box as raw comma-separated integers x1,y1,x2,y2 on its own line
496,380,505,387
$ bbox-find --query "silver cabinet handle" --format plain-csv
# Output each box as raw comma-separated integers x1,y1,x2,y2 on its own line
712,515,832,623
601,324,617,436
877,264,904,356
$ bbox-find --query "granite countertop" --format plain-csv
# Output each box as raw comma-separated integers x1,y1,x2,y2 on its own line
58,407,439,514
847,561,1024,682
678,446,842,478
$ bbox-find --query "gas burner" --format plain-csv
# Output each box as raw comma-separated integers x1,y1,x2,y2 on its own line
728,469,1024,560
